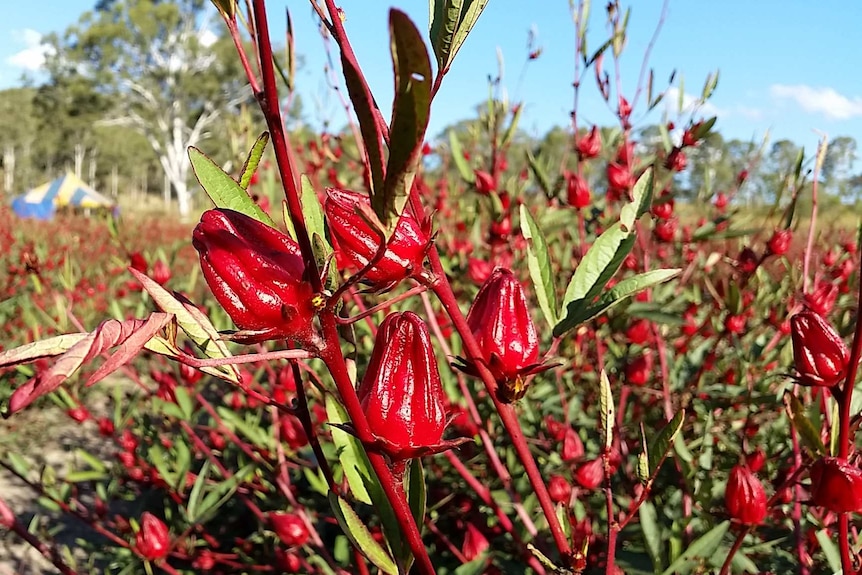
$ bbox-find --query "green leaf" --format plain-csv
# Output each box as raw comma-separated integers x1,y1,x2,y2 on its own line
599,370,614,451
377,9,432,230
554,268,680,336
701,71,719,101
188,147,276,228
620,168,654,231
448,130,475,183
239,132,269,190
339,57,385,200
784,391,828,456
429,0,489,74
301,175,326,244
186,460,212,522
402,458,427,570
526,149,553,197
328,491,398,575
660,521,729,575
173,387,193,420
648,410,685,475
816,529,841,574
500,103,523,148
326,395,374,505
519,205,558,329
639,501,664,573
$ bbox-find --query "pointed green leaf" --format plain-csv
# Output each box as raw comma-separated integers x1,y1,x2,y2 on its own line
239,132,269,190
784,391,828,456
519,205,558,329
188,147,276,227
599,370,614,451
429,0,464,73
526,149,552,196
339,57,385,199
328,491,398,575
660,521,729,575
648,410,685,475
449,130,475,183
639,501,664,573
326,395,374,505
620,167,654,231
378,10,432,229
500,103,523,148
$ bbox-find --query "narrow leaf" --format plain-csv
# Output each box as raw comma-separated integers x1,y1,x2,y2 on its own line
639,501,664,573
329,491,398,574
526,149,552,196
620,168,654,230
429,0,465,73
326,395,373,505
599,370,614,451
660,521,730,575
446,0,489,73
648,410,685,474
519,205,558,328
188,147,276,227
0,334,88,368
784,391,828,456
449,130,475,183
239,132,269,190
378,9,432,229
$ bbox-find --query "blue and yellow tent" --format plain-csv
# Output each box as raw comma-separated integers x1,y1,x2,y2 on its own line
11,173,115,219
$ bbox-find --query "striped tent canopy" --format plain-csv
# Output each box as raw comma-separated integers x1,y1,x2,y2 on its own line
11,173,115,220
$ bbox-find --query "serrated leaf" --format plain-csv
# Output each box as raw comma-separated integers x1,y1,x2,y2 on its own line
648,410,685,475
130,269,238,383
519,205,558,329
5,313,173,415
329,491,398,575
660,521,729,575
554,268,680,336
239,132,269,190
188,147,276,227
599,370,614,451
377,10,432,230
448,130,475,183
784,391,828,456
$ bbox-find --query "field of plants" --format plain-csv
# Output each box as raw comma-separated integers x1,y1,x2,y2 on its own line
2,1,862,575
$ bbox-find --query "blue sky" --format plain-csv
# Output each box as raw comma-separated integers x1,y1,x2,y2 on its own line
3,1,862,157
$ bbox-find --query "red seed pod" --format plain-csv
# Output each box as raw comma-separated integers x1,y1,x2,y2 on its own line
713,192,728,210
625,353,652,386
192,209,316,344
746,449,766,473
574,458,605,490
270,512,310,547
135,512,170,561
325,188,430,288
565,171,592,208
561,427,585,461
767,229,792,256
548,474,573,503
461,523,490,561
473,170,496,195
357,312,447,459
664,148,687,172
152,259,172,285
737,247,759,274
653,219,677,243
724,314,746,335
607,162,634,192
790,311,849,387
724,465,767,526
129,252,148,274
625,319,652,345
576,125,602,159
804,282,838,316
809,457,862,513
466,268,542,400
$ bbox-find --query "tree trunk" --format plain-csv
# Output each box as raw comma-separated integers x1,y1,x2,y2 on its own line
3,144,15,195
74,143,85,178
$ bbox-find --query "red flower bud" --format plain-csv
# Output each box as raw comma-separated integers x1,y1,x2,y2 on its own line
325,188,430,288
724,465,767,525
737,247,759,273
357,312,447,460
809,457,862,513
548,474,573,503
653,219,677,243
724,314,746,335
565,172,592,208
625,319,652,345
461,523,490,561
192,209,316,343
790,311,849,387
152,259,172,285
745,449,766,473
607,162,634,192
714,192,728,210
473,170,496,195
574,457,604,490
129,252,148,274
561,427,585,461
767,229,792,256
576,126,602,159
466,268,542,400
664,148,687,172
804,282,838,315
135,512,170,561
270,512,310,547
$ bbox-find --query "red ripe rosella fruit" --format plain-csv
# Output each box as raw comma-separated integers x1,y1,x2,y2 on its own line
324,188,430,288
565,171,592,208
724,465,767,526
767,229,792,256
576,126,602,159
357,312,447,460
461,523,490,561
270,512,310,547
548,474,573,503
135,512,170,561
152,259,172,285
574,457,605,490
473,170,496,195
192,209,316,344
809,457,862,513
804,282,838,315
790,311,849,387
466,268,542,401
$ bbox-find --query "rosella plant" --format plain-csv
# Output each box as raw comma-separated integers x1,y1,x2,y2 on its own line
2,2,862,575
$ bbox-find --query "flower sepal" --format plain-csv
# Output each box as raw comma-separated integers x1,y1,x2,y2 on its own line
329,420,473,463
452,354,555,403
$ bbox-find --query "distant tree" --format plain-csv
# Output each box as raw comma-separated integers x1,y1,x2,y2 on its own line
822,136,857,200
46,0,251,218
0,88,38,194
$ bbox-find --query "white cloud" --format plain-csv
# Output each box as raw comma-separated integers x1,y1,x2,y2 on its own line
7,29,54,71
770,84,862,120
